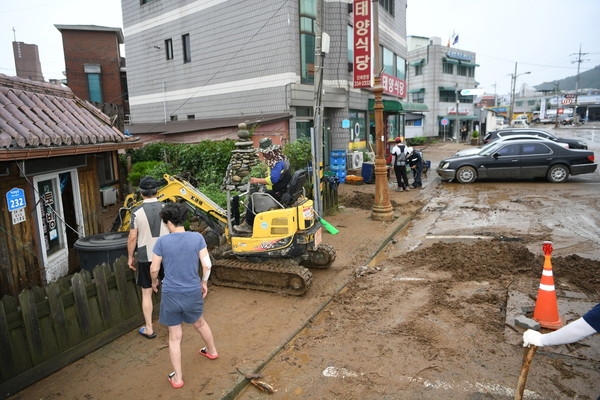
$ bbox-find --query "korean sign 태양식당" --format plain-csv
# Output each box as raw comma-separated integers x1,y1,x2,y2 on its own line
353,0,372,88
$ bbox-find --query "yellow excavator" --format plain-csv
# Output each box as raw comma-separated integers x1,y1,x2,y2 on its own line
112,172,336,295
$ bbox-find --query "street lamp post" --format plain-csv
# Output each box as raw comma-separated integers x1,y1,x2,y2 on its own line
508,62,530,124
370,0,393,221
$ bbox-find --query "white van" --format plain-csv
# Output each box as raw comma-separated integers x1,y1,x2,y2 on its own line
511,119,528,127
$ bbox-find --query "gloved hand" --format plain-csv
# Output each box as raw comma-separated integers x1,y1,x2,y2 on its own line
522,329,544,347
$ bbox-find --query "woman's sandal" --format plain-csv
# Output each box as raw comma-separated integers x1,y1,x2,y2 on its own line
199,347,219,360
168,372,184,388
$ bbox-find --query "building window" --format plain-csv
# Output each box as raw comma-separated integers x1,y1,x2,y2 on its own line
396,55,405,80
96,152,116,187
379,0,394,16
170,115,178,121
187,114,195,120
347,25,353,72
528,100,536,106
299,0,316,84
442,61,454,74
458,94,473,104
439,90,456,102
415,64,423,76
457,65,468,76
165,39,173,60
382,46,394,76
84,64,103,103
412,91,425,103
516,101,523,107
182,34,191,63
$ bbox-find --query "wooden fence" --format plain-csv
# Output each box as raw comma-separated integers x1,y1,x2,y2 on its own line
0,256,148,399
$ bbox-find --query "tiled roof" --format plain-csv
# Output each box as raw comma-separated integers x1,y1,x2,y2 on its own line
0,74,136,152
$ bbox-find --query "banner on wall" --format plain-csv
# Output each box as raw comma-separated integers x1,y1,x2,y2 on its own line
353,0,372,88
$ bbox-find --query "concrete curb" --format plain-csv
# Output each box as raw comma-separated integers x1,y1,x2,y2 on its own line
221,190,433,399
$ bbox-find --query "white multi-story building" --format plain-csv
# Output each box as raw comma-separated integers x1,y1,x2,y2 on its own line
122,0,425,161
407,36,479,139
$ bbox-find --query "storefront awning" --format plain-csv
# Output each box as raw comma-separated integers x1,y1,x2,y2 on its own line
460,61,480,67
409,58,425,66
368,99,429,113
443,58,459,65
439,86,457,92
408,88,425,93
439,115,479,121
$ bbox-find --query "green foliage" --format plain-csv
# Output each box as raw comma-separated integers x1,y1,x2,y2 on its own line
198,183,233,208
128,161,166,187
249,163,267,180
407,136,426,146
471,130,479,138
125,140,236,186
283,139,312,172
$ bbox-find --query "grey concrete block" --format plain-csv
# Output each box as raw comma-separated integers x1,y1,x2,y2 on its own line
515,315,540,330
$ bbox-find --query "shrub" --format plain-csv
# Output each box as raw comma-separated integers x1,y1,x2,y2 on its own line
407,136,426,146
471,130,479,138
283,139,312,172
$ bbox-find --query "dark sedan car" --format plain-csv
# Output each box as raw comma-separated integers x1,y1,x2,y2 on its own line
437,139,597,184
482,128,588,149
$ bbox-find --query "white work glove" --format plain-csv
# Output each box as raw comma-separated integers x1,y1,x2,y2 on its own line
522,329,544,347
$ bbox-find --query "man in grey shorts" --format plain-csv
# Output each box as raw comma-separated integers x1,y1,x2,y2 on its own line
127,176,168,339
150,202,218,389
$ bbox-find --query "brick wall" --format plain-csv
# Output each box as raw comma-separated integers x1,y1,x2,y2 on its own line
60,30,123,105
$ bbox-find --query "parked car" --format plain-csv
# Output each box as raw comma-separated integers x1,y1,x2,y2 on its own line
437,139,597,184
454,135,568,157
482,128,588,149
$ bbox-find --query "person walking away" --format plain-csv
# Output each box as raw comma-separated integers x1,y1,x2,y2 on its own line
150,202,218,389
127,176,169,339
234,137,292,233
407,147,423,188
391,137,410,191
523,303,600,347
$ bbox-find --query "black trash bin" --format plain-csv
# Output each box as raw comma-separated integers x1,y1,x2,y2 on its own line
74,232,129,274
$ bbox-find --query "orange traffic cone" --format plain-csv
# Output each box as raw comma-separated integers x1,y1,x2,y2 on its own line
532,241,563,330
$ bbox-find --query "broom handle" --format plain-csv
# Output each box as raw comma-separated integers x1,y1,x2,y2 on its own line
515,345,537,400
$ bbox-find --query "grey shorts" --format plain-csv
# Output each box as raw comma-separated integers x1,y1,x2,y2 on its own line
159,289,204,326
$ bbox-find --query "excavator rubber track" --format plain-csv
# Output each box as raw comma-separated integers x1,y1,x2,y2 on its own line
301,243,337,269
210,258,313,296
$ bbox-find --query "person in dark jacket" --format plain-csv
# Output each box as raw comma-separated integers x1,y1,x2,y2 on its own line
234,138,292,233
406,147,423,188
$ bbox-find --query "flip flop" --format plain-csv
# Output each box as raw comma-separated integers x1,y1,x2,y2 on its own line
199,347,219,360
138,327,157,339
168,372,184,388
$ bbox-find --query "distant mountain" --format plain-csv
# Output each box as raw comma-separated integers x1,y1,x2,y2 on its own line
535,65,600,92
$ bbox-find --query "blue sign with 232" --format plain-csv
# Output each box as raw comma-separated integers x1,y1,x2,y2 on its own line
6,188,26,212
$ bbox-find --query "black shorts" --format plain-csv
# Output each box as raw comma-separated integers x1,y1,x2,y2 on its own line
136,261,164,289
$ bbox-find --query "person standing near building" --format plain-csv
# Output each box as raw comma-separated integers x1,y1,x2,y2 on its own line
406,147,423,189
127,176,169,339
390,137,410,192
150,202,218,389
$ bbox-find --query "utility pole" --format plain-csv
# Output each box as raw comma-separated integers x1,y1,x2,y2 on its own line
509,62,530,125
570,44,589,124
312,0,325,216
455,83,460,143
370,0,393,221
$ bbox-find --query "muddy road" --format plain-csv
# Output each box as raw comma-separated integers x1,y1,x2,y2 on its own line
236,127,600,399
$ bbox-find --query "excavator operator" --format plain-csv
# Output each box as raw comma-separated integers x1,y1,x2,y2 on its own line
233,137,291,233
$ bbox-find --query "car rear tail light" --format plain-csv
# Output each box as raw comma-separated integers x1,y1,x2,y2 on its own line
588,155,595,162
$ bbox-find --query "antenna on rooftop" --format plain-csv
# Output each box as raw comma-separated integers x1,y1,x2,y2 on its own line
12,27,17,42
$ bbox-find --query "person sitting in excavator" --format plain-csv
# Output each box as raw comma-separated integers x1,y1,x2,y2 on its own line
234,137,292,233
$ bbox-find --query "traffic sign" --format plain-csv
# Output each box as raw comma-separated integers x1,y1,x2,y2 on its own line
6,188,26,212
441,118,449,126
460,88,485,96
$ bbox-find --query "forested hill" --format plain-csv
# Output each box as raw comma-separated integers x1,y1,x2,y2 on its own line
535,65,600,91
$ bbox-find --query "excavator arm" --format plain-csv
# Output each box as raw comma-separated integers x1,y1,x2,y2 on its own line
113,174,228,232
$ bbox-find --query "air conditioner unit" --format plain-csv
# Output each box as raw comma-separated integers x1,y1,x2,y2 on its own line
100,186,118,207
346,152,364,170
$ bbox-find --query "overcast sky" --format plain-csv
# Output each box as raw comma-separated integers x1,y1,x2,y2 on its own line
1,0,599,96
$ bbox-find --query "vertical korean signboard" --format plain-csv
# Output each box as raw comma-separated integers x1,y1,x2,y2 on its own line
353,0,372,88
